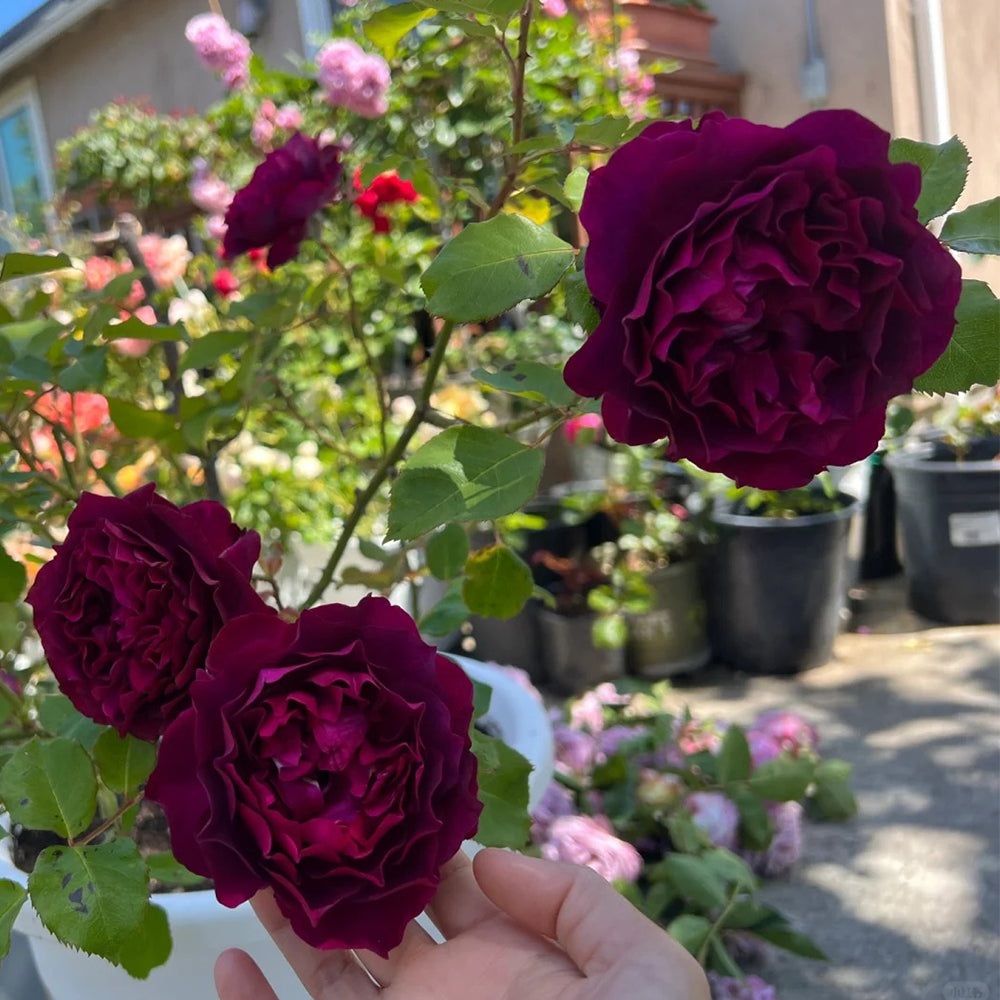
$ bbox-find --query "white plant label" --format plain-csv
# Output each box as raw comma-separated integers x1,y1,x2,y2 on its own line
948,511,1000,548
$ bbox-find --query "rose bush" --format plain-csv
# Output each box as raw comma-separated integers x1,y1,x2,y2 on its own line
147,596,481,956
26,484,264,740
564,110,964,488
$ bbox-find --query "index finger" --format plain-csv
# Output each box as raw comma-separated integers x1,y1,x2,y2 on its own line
424,848,501,939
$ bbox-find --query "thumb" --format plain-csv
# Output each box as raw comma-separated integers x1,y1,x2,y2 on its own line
472,848,666,975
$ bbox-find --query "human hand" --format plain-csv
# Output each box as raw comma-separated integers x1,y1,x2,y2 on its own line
214,847,712,1000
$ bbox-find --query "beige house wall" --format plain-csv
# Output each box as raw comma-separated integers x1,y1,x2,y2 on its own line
0,0,307,159
706,0,895,129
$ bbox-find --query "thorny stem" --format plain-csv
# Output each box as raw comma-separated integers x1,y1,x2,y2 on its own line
302,321,456,609
71,793,143,848
697,885,740,965
488,1,534,219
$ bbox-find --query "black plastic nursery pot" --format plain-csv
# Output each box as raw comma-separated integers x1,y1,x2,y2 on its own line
704,493,861,674
860,454,902,579
887,439,1000,625
536,608,626,694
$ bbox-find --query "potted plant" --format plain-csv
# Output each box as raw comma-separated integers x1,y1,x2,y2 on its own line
615,500,710,677
888,387,1000,624
702,484,862,674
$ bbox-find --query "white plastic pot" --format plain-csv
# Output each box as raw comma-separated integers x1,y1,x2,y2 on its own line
0,657,553,1000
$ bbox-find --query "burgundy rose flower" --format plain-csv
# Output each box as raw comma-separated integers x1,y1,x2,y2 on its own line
26,485,264,741
564,110,962,489
146,596,482,957
223,133,343,268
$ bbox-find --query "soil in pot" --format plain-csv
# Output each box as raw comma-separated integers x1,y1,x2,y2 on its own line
704,491,861,674
889,437,1000,624
626,560,710,678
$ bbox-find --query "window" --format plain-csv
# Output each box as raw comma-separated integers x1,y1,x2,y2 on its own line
296,0,334,57
0,80,51,233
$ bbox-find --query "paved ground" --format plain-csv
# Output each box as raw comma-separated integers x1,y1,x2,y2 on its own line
675,577,1000,1000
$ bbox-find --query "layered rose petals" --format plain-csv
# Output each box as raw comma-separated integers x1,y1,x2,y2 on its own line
564,109,962,489
146,596,482,957
26,485,265,740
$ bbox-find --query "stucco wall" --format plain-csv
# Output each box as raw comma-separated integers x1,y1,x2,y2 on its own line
705,0,895,128
0,0,306,156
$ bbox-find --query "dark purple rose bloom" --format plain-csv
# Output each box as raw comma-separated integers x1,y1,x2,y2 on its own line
26,485,264,741
146,596,482,957
564,110,962,489
223,133,343,268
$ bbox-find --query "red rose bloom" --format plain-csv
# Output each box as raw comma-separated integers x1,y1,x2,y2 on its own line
212,267,240,297
223,133,343,268
146,597,482,957
564,110,962,489
353,169,418,233
27,485,265,740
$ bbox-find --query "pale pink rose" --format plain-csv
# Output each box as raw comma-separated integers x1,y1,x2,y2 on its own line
190,171,234,216
274,104,304,130
569,682,630,733
112,338,153,358
316,39,390,118
206,214,228,241
530,782,576,843
33,390,109,435
185,13,250,91
743,802,803,877
686,791,740,850
542,815,642,883
251,114,276,151
747,729,782,769
541,0,569,15
553,723,595,776
83,256,120,291
749,711,818,756
137,234,191,289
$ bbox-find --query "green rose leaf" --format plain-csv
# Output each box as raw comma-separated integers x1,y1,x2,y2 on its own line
663,811,705,854
666,913,711,955
701,849,758,891
591,612,627,649
716,726,752,784
56,347,108,392
103,315,187,343
472,360,577,406
93,730,157,796
426,523,470,580
563,165,588,213
0,547,26,603
145,851,210,889
1,253,73,283
28,840,151,968
469,675,492,720
752,917,828,960
810,759,858,821
118,903,172,979
727,785,773,850
462,544,533,619
660,853,729,911
387,426,544,541
364,2,436,57
564,270,599,333
939,197,1000,255
36,695,107,751
413,0,521,20
419,584,470,637
914,280,1000,394
888,135,969,223
107,398,178,440
0,737,98,837
421,215,575,322
573,116,629,148
0,879,26,962
178,330,252,373
748,755,815,801
470,727,532,848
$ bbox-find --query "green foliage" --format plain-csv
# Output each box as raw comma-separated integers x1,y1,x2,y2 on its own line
748,756,815,801
715,726,751,784
0,881,26,962
0,737,97,837
36,696,107,752
915,280,1000,394
469,727,532,848
364,2,436,57
92,731,157,796
28,840,161,972
888,135,969,223
118,904,172,979
425,523,470,580
939,197,1000,255
1,254,73,282
421,214,575,322
0,547,26,603
472,360,577,405
462,544,533,618
387,426,544,540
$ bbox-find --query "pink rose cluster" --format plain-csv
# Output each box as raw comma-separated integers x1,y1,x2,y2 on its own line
27,487,483,957
316,39,391,118
185,13,251,90
252,100,305,152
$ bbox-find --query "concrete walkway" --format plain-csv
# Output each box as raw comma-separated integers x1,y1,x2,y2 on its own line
676,597,1000,999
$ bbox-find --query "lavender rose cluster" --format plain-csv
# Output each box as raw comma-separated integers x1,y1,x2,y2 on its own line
27,488,482,957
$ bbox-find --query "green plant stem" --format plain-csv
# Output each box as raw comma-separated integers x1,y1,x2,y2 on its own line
301,321,457,609
696,885,740,966
495,404,566,434
0,414,77,500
